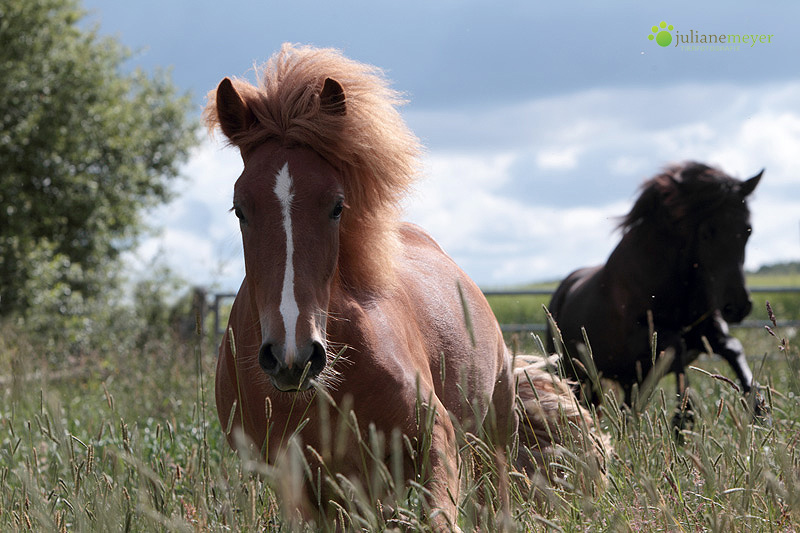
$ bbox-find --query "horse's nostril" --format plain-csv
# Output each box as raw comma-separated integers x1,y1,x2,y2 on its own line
308,341,327,377
258,343,280,374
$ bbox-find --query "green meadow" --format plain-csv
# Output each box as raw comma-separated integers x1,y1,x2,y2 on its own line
1,267,799,531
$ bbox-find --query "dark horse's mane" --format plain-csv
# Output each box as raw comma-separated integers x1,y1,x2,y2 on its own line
618,161,748,236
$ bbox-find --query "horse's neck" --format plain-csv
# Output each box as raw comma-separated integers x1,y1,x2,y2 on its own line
606,230,695,311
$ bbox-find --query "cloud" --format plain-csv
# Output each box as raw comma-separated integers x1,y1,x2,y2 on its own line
405,81,800,285
536,146,581,171
126,137,245,289
405,151,628,285
706,111,800,184
746,196,800,271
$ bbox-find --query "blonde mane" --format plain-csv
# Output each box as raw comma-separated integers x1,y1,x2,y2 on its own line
204,43,421,293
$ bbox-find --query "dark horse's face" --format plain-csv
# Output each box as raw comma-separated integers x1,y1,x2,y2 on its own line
693,170,762,323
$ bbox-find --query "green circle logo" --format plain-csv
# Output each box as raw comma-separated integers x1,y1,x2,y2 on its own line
647,21,674,47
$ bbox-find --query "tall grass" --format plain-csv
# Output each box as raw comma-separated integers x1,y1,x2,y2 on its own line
1,303,799,531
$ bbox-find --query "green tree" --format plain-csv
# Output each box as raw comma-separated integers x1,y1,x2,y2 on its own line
0,0,197,317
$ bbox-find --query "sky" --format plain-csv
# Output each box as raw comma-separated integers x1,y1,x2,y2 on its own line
81,0,800,291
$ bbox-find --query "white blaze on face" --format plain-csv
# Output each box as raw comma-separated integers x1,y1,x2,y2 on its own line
274,162,300,367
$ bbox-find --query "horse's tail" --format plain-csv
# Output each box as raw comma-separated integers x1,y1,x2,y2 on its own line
512,354,611,498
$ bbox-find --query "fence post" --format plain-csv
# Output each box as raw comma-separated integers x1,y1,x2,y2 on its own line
213,294,222,340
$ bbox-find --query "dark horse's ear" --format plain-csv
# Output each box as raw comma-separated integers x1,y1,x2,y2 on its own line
741,169,764,197
215,77,256,141
319,78,347,116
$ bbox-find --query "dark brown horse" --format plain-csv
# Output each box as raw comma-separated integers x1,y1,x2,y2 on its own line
207,44,606,530
547,162,764,425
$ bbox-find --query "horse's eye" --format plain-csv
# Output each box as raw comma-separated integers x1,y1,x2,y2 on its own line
233,206,246,223
330,199,344,220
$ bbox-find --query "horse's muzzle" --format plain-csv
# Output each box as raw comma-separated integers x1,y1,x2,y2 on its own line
722,297,752,324
259,340,327,391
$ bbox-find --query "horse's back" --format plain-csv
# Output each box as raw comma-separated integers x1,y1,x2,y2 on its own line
546,265,603,353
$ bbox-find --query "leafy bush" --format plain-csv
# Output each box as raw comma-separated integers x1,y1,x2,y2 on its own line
0,0,197,316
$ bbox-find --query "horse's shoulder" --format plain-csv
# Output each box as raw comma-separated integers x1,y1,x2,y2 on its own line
328,288,430,386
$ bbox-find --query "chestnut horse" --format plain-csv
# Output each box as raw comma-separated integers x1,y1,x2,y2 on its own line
547,162,764,427
206,44,605,529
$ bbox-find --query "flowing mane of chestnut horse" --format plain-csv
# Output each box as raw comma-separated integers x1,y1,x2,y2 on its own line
206,44,606,529
547,162,765,429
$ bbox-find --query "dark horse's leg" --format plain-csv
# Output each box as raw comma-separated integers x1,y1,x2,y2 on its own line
670,369,695,436
655,335,695,437
689,313,769,419
622,382,633,410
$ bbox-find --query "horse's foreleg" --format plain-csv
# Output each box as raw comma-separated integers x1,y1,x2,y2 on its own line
699,315,768,420
719,339,769,419
424,405,461,532
712,330,754,392
670,370,695,438
622,382,634,409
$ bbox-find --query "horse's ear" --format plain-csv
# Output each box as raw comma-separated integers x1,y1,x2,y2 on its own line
320,78,347,116
741,169,763,197
215,77,256,141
